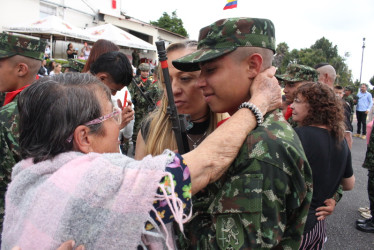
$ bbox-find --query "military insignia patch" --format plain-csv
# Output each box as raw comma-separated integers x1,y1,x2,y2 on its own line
216,214,244,249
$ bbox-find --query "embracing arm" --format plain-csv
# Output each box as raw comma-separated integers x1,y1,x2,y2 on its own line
182,67,281,194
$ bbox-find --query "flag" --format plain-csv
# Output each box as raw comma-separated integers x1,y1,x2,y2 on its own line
223,0,237,10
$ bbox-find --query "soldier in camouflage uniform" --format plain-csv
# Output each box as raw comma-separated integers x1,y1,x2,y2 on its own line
356,128,374,233
173,17,313,249
128,62,160,151
276,64,318,125
0,33,46,233
344,87,355,122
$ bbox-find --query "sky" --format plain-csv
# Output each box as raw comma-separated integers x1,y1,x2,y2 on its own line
121,0,374,84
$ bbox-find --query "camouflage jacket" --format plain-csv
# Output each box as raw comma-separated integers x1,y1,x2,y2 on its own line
177,110,313,250
0,92,5,107
128,76,160,113
343,95,354,113
0,96,21,232
363,127,374,171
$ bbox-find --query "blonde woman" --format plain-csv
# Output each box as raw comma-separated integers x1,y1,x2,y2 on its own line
135,41,228,159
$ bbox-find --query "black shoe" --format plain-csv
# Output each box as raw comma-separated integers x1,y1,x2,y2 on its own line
356,218,372,225
356,221,374,233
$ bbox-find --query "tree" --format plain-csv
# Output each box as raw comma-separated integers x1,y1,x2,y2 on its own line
370,75,374,87
275,37,353,87
150,11,188,37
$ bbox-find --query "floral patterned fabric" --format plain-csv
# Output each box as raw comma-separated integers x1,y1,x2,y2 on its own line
146,153,192,230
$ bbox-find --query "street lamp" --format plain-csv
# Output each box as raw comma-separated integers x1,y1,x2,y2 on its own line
359,37,366,83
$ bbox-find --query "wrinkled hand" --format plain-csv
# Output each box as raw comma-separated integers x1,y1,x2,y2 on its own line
117,99,135,129
248,66,281,114
316,198,336,220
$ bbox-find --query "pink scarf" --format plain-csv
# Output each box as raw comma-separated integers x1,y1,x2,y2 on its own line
2,151,187,249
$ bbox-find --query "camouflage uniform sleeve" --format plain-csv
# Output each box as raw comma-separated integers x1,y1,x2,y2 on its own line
331,185,343,203
0,100,21,232
128,78,137,104
0,92,5,107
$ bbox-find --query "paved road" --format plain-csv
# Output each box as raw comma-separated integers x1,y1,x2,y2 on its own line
324,122,374,250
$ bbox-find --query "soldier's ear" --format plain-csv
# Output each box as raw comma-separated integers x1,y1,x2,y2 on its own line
245,53,262,78
16,62,29,77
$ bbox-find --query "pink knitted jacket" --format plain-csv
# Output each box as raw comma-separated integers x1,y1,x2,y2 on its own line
2,151,187,249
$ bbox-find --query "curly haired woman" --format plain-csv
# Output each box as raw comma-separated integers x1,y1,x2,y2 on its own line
291,82,355,250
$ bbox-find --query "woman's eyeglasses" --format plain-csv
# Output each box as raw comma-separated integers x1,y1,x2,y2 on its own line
66,107,122,143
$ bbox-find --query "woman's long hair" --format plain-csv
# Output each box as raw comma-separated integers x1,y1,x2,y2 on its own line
82,39,120,73
295,82,345,143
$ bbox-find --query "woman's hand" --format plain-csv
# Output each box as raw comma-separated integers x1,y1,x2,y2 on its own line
249,66,282,115
117,99,134,129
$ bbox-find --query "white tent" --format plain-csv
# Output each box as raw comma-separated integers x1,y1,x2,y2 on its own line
86,23,156,51
3,15,92,57
3,15,91,41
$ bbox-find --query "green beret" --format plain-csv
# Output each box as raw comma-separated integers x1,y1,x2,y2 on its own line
0,33,47,61
172,17,276,72
276,64,318,83
138,63,150,71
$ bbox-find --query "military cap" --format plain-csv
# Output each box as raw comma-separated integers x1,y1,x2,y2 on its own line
276,64,318,83
68,59,85,72
0,33,47,61
138,63,150,71
172,17,276,72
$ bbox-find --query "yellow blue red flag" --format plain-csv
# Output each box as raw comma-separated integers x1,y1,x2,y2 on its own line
223,0,237,10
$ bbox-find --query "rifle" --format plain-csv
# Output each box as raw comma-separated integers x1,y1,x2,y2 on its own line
156,41,190,154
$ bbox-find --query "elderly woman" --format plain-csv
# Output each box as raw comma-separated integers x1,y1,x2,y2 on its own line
290,82,355,250
2,71,280,249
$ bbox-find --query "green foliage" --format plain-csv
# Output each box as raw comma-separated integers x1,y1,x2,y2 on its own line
370,75,374,86
274,37,353,88
150,11,188,37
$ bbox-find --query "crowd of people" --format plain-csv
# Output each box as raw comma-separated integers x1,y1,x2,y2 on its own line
0,15,372,249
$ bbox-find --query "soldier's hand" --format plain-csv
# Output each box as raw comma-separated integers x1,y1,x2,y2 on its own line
315,198,336,220
117,99,135,129
248,66,281,115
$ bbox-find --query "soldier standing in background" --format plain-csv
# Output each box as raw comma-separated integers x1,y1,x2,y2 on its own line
132,48,140,69
128,63,160,153
276,64,318,124
343,86,355,122
172,17,312,249
0,33,46,234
